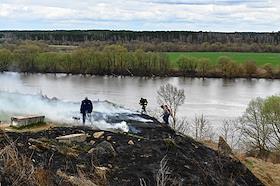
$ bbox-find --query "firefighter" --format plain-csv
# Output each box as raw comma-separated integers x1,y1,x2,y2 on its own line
139,98,148,114
80,97,93,124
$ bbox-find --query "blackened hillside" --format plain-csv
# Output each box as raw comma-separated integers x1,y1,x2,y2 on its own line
0,116,264,186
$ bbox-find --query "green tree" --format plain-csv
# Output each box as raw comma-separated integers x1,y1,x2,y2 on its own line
0,49,13,71
197,58,210,78
240,97,272,154
86,50,105,75
243,61,257,77
133,49,146,75
14,43,41,72
58,53,72,74
263,63,273,78
263,95,280,148
158,53,170,76
35,52,62,73
177,57,198,76
71,48,93,74
218,56,240,78
103,45,128,74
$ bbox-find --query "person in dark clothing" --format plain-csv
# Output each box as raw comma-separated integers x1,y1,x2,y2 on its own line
139,98,148,114
80,97,93,124
161,105,171,125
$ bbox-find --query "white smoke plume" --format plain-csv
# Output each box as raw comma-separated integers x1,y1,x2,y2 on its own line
0,91,149,132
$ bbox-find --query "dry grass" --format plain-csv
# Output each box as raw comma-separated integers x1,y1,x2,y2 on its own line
0,134,54,186
0,132,109,186
139,178,147,186
57,169,97,186
33,168,53,186
156,155,171,186
0,142,36,186
243,157,280,186
201,139,218,151
93,166,109,184
201,140,280,186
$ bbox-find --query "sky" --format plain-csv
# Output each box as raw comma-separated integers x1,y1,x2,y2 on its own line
0,0,279,32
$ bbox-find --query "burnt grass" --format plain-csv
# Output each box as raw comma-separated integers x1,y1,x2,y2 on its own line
0,116,264,186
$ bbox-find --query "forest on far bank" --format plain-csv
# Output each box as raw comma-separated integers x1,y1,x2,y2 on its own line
1,30,280,53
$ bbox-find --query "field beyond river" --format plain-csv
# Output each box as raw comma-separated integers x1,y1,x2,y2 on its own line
167,52,280,67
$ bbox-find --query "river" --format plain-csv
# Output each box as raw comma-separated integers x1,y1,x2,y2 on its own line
0,72,280,125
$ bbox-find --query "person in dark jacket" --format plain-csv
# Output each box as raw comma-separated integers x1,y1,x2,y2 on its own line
80,97,93,124
161,105,171,125
139,98,148,114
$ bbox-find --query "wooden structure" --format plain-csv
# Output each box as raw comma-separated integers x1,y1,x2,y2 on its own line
11,115,45,127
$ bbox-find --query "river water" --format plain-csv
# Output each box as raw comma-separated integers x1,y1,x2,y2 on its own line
0,72,279,125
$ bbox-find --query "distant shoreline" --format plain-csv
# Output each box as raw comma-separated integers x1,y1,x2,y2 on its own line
1,71,280,80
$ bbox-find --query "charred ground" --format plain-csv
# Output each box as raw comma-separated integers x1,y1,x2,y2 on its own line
0,115,263,186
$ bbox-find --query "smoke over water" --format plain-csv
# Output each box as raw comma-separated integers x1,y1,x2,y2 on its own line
0,91,151,132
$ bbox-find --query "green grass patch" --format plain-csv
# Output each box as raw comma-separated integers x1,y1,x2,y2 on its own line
167,52,280,68
244,159,254,170
164,138,177,149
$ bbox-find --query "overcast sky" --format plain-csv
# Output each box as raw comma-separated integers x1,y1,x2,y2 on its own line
0,0,279,32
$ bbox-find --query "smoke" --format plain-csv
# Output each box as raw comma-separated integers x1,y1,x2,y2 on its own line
0,91,150,132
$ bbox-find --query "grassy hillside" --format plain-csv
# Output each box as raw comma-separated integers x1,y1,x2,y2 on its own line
167,52,280,68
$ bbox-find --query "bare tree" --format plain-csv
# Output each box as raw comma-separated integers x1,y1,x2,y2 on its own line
174,117,191,135
192,114,214,141
221,119,241,149
157,83,185,129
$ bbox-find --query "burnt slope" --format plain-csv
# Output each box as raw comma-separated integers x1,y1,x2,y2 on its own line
0,118,263,186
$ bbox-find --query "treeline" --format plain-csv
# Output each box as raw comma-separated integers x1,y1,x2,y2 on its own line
87,41,280,53
1,30,280,52
2,30,280,44
0,43,169,76
0,42,279,78
177,56,280,78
